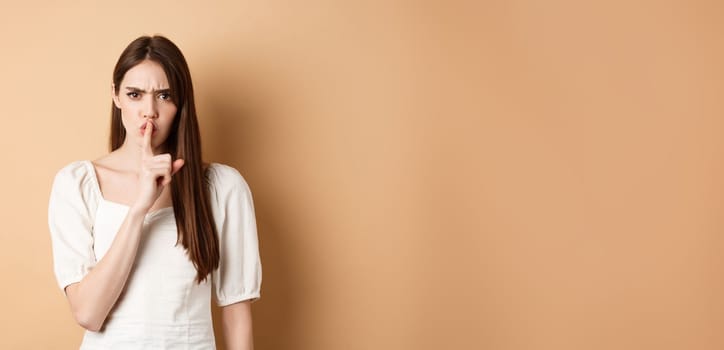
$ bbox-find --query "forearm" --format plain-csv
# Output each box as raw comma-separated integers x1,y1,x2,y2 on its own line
221,301,254,350
66,208,146,331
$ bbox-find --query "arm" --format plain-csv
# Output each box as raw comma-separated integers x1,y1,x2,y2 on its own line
64,208,146,331
63,121,185,331
220,300,255,350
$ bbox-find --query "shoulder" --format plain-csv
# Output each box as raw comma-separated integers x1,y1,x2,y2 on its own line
205,162,253,196
52,160,93,186
49,160,98,210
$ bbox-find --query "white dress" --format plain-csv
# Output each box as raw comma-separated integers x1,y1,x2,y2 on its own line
48,160,262,349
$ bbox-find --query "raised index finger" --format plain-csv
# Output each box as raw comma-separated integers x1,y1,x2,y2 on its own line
142,120,154,158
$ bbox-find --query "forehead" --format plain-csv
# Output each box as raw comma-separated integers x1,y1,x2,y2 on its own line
120,60,170,89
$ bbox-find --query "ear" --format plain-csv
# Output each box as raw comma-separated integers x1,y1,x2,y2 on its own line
111,83,121,108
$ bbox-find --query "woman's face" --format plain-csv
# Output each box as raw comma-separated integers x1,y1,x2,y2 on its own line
112,59,177,152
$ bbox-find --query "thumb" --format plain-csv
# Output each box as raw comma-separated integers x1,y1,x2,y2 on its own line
171,159,185,176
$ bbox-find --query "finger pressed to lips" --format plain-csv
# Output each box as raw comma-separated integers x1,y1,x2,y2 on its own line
142,121,154,156
140,121,157,139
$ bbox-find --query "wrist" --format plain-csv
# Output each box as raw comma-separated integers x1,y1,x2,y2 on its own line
128,204,149,218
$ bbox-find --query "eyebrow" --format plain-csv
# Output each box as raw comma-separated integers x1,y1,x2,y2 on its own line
124,86,171,93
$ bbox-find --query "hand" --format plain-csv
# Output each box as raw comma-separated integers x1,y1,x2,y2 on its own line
132,121,184,214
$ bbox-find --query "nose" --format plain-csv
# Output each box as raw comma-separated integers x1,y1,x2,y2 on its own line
142,95,158,119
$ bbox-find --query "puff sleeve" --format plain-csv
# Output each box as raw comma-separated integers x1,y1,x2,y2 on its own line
208,164,262,306
47,161,99,295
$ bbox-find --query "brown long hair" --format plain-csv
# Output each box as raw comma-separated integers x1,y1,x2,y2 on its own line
110,35,219,283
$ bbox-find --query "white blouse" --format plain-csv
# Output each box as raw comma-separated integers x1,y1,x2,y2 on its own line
48,160,262,349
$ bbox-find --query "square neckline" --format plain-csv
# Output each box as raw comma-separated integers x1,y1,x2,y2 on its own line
84,160,174,217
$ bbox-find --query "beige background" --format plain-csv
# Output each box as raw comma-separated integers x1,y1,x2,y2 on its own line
1,0,723,349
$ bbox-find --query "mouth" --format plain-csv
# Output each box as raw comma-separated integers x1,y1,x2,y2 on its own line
140,123,157,135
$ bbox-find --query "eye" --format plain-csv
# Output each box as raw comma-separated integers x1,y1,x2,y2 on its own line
158,93,172,101
126,92,140,99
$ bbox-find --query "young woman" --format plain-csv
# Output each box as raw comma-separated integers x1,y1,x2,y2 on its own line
48,35,261,349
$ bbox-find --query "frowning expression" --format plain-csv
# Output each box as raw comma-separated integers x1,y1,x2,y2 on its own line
112,59,177,152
